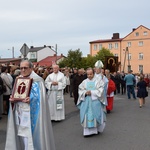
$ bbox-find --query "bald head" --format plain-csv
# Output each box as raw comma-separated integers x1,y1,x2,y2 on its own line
52,65,59,73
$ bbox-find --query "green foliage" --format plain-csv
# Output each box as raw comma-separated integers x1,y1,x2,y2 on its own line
58,47,114,69
58,49,82,69
95,47,114,64
81,55,97,69
58,58,68,68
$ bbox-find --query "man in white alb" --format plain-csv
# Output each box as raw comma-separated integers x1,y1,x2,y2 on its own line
45,65,66,121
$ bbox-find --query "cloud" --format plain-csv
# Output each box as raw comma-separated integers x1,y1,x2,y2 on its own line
0,0,150,58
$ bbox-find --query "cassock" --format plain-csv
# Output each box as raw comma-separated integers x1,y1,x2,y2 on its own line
73,74,85,105
45,71,66,121
77,76,106,136
106,79,116,112
5,71,56,150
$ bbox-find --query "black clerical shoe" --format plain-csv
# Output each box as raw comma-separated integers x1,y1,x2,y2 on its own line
2,113,7,115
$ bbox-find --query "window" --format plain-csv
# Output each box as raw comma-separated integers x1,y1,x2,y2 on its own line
31,53,35,59
99,44,102,50
108,43,113,50
143,31,148,36
94,44,97,50
135,32,139,36
128,65,131,72
114,54,118,57
114,43,118,49
138,41,143,46
127,42,131,47
128,53,131,60
139,53,143,60
139,65,143,73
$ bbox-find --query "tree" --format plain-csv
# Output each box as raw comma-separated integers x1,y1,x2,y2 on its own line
58,58,68,68
58,49,82,69
95,47,114,65
80,55,97,69
58,47,114,69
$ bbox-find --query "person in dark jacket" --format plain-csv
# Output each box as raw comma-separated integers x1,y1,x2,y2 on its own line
73,69,85,105
120,71,126,95
136,75,148,108
0,76,4,120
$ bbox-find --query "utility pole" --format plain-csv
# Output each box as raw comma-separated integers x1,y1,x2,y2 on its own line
55,44,57,63
8,47,14,58
127,47,130,71
12,46,14,58
123,47,128,72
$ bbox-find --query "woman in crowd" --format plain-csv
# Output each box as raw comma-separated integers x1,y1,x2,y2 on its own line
1,66,13,115
136,75,148,108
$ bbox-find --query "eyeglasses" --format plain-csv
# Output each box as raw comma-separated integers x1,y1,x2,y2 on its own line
20,67,29,70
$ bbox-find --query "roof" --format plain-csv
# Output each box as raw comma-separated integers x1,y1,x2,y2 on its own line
89,38,123,44
29,45,54,52
0,58,22,63
34,55,65,66
122,25,150,40
89,25,150,44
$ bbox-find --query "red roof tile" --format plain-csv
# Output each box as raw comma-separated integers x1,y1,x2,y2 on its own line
35,55,64,67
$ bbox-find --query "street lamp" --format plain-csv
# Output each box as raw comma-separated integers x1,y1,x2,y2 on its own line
8,47,14,58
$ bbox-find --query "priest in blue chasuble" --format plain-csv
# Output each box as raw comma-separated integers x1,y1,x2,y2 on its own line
77,68,106,137
5,60,55,150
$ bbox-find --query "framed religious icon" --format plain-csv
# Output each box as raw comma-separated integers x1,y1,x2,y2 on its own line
12,77,33,101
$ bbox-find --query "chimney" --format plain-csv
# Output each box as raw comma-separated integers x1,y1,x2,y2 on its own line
112,33,120,39
132,28,136,31
54,54,56,56
30,46,34,48
44,45,46,47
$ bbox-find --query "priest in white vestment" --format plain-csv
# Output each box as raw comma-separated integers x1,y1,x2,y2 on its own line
5,60,56,150
45,65,66,121
77,68,106,137
94,60,108,107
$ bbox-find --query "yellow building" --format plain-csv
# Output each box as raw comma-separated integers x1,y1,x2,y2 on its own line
89,25,150,74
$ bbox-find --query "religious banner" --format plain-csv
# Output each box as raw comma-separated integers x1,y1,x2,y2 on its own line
12,77,33,101
104,56,119,73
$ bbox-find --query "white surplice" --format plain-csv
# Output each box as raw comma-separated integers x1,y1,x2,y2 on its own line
5,71,56,150
45,71,66,121
77,77,106,136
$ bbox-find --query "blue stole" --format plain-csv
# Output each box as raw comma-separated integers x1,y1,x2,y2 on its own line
86,82,95,128
79,81,102,128
30,82,40,134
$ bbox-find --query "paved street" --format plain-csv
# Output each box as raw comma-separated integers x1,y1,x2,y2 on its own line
1,92,150,150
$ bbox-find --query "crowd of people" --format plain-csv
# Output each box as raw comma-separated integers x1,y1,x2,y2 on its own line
0,60,150,149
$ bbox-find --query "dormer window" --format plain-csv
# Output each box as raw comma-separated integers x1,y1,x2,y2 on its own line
135,32,139,36
143,31,148,36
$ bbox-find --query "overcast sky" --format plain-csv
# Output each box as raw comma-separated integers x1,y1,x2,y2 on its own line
0,0,150,58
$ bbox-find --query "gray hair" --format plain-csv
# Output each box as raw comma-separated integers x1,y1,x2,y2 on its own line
20,60,33,68
14,69,21,75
